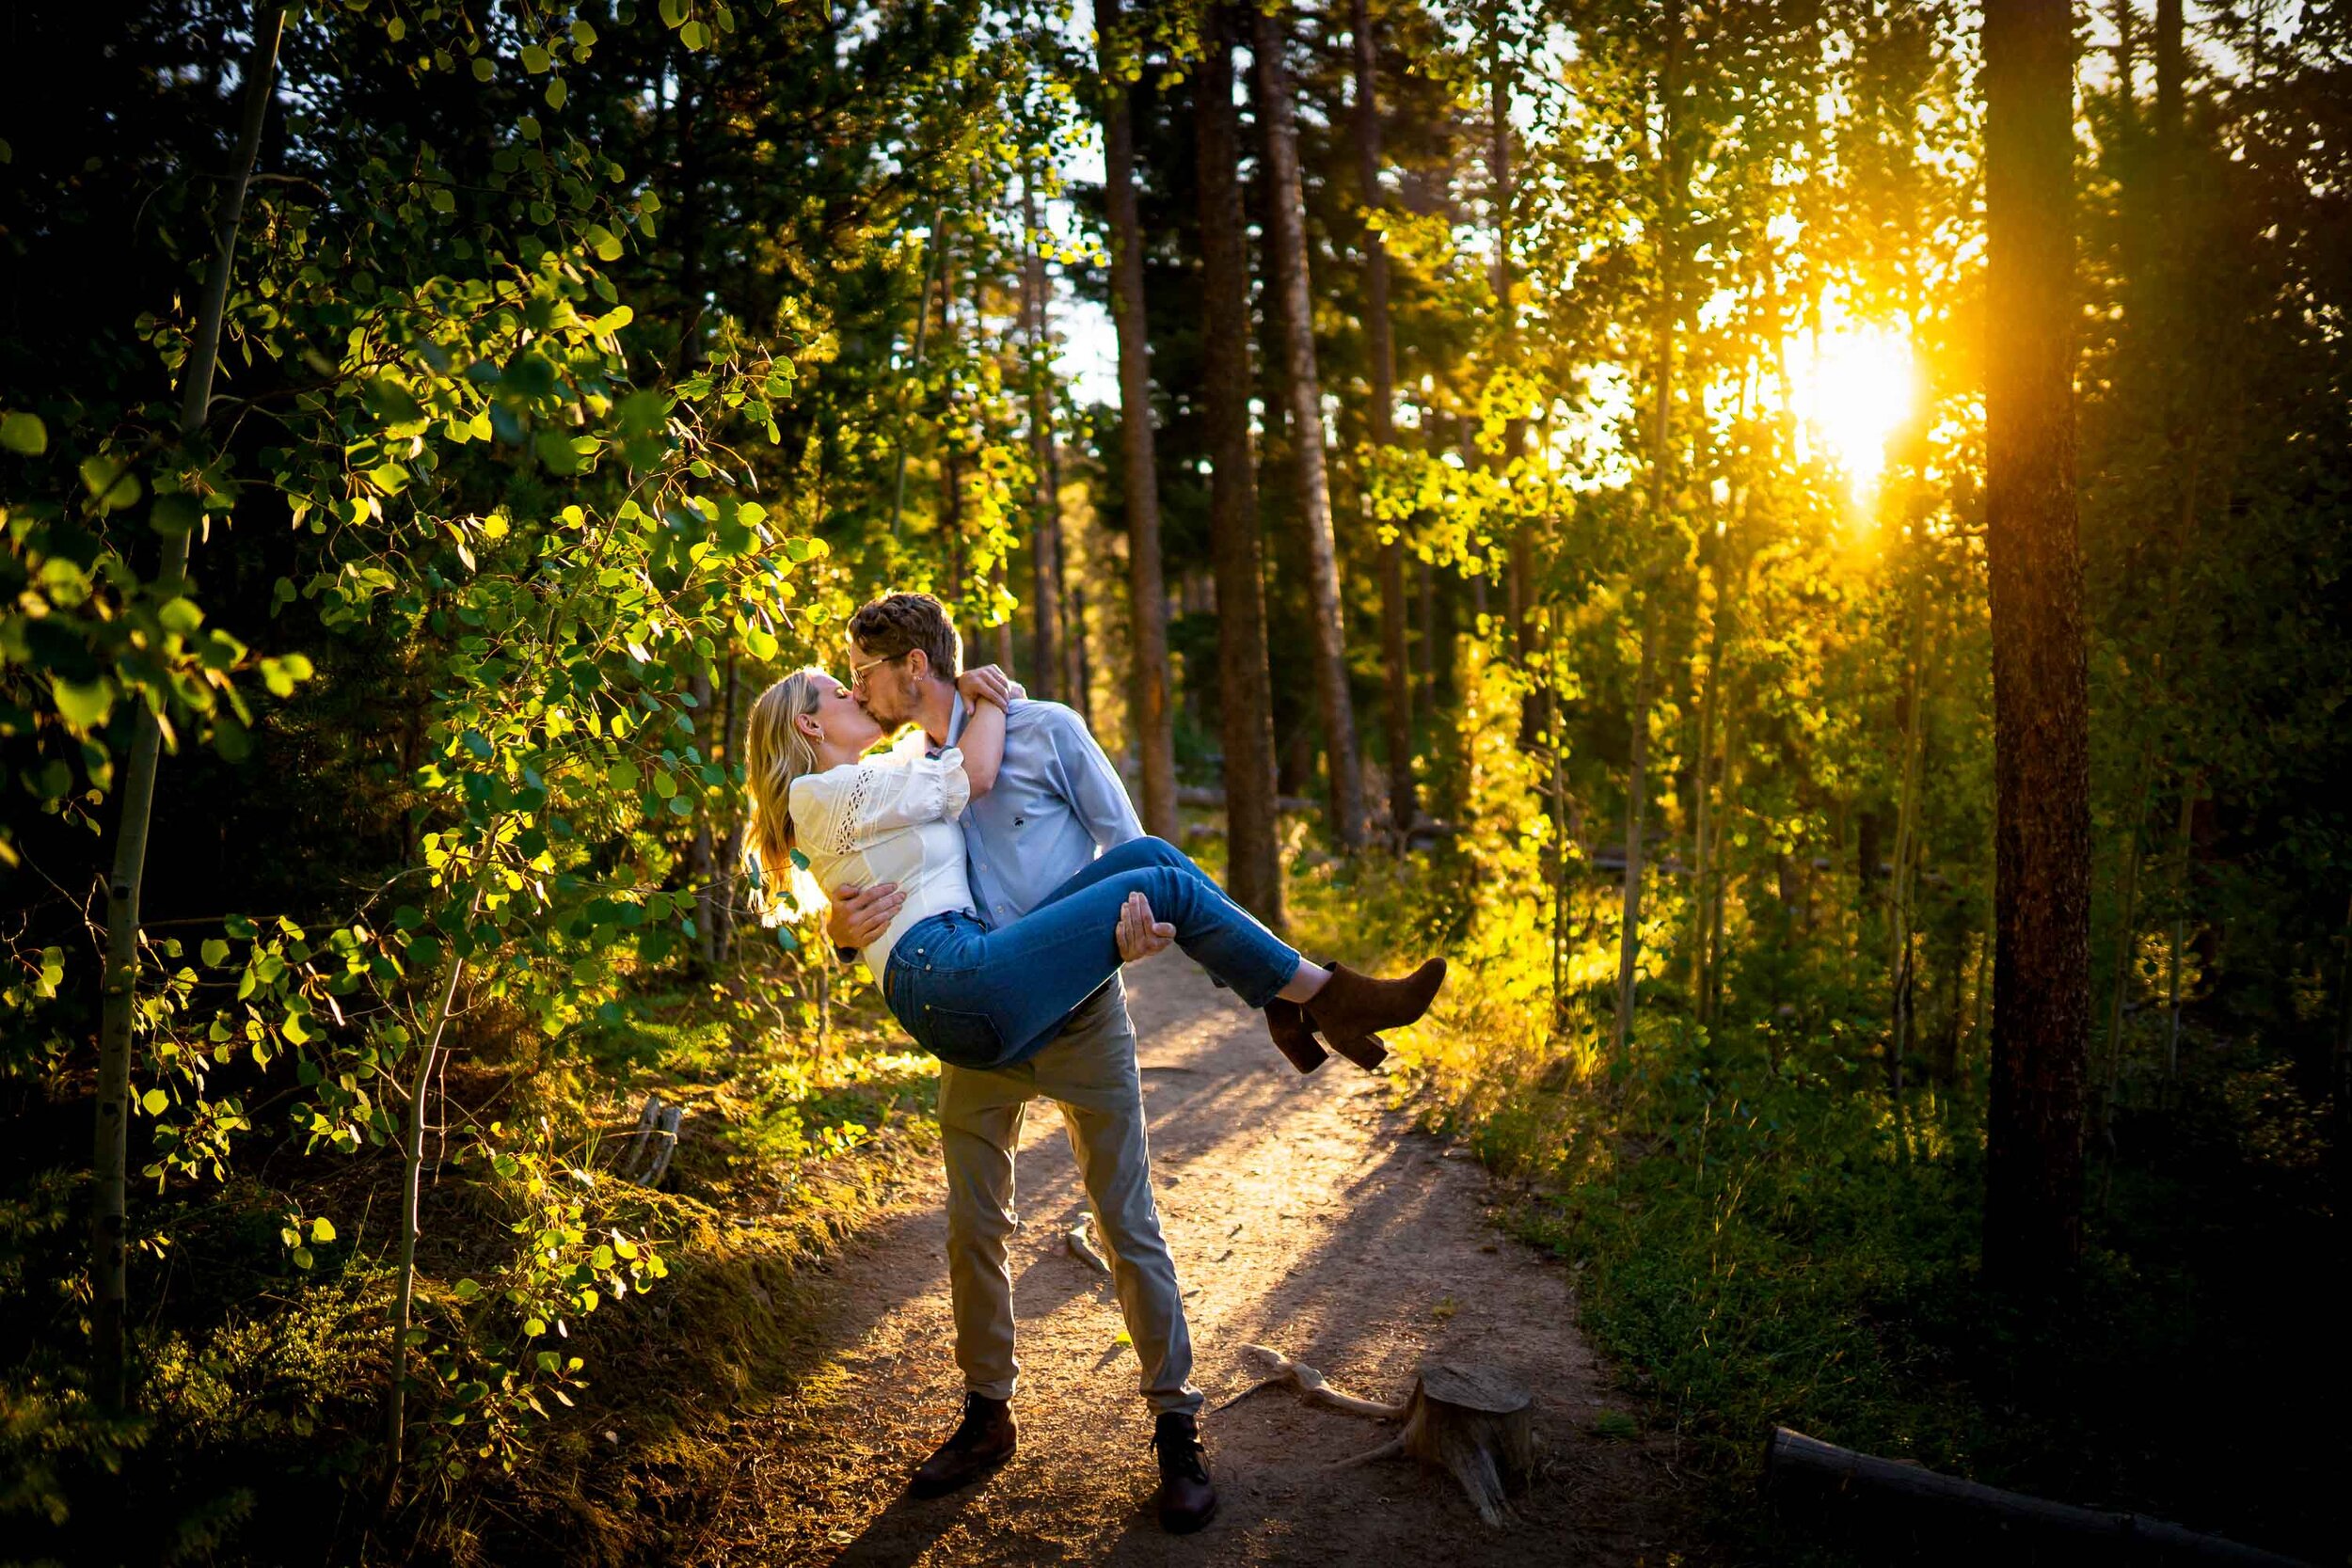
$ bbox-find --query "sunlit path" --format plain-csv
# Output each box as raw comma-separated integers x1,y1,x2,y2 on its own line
691,958,1688,1566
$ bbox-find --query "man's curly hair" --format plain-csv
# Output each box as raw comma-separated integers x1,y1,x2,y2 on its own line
847,592,961,679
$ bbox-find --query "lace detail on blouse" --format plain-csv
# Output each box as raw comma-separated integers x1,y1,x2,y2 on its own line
830,768,877,858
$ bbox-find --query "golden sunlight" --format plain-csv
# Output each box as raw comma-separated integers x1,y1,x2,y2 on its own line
1786,301,1918,500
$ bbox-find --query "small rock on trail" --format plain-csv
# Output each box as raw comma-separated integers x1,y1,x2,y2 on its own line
691,959,1690,1566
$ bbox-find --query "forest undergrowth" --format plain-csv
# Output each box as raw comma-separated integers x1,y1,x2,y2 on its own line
3,947,934,1568
1288,845,2340,1565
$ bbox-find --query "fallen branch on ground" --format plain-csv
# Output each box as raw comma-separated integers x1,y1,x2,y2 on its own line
1217,1343,1406,1419
1762,1427,2312,1566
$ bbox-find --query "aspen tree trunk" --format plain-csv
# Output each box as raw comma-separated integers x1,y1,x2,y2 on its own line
1613,0,1681,1065
1098,0,1178,837
1197,3,1284,926
1253,0,1367,850
1982,0,2092,1296
384,913,471,1502
713,656,742,959
690,668,718,968
1489,45,1535,712
92,0,284,1412
1021,170,1063,701
1353,0,1414,843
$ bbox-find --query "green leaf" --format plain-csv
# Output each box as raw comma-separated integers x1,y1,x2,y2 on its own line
520,43,551,73
584,223,622,262
545,77,568,109
292,1246,315,1270
0,410,46,454
79,455,141,514
51,677,115,729
141,1088,168,1116
454,1277,482,1301
311,1217,337,1243
201,939,231,967
260,654,314,697
470,55,494,82
679,19,708,49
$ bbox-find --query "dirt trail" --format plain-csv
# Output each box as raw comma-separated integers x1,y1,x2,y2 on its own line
692,959,1690,1566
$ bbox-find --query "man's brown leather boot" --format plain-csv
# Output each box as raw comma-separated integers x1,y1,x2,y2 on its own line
1302,958,1447,1061
910,1391,1016,1498
1152,1412,1217,1533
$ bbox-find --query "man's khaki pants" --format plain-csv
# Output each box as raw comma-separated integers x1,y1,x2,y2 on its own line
936,973,1205,1417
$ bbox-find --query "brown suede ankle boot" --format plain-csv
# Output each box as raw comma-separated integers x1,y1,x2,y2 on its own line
1301,959,1446,1060
1263,998,1328,1074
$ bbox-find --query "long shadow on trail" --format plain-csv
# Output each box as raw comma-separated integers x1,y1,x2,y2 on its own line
693,962,1687,1568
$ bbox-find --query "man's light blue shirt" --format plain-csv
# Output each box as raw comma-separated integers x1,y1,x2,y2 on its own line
930,692,1143,925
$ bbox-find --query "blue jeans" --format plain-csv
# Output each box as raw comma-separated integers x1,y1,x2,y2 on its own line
883,836,1300,1069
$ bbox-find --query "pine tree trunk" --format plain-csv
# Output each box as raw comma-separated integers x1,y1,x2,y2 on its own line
92,0,284,1412
1021,170,1063,702
890,212,942,535
2100,738,2158,1124
1197,4,1284,927
1690,551,1727,1022
1889,597,1931,1105
1982,0,2091,1297
1253,0,1366,850
1098,0,1178,837
1354,0,1413,843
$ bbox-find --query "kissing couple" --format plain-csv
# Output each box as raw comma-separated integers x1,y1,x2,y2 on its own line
742,592,1446,1534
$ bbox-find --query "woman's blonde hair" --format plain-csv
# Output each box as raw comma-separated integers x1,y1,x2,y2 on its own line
743,668,831,911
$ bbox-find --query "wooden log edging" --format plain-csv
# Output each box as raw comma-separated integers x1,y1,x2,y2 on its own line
1762,1427,2312,1566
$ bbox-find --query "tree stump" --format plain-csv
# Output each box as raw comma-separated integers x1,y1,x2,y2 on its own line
1338,1361,1534,1527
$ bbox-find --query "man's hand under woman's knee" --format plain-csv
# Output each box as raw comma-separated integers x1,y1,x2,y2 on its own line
1118,892,1175,963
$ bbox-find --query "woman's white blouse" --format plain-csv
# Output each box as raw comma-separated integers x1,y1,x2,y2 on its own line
788,747,977,978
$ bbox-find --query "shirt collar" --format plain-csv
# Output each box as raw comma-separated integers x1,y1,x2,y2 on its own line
940,689,970,752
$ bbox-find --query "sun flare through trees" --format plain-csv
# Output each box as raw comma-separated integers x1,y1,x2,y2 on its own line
2,0,2347,1561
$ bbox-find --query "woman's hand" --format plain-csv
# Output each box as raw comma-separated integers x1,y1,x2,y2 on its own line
956,665,1022,709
